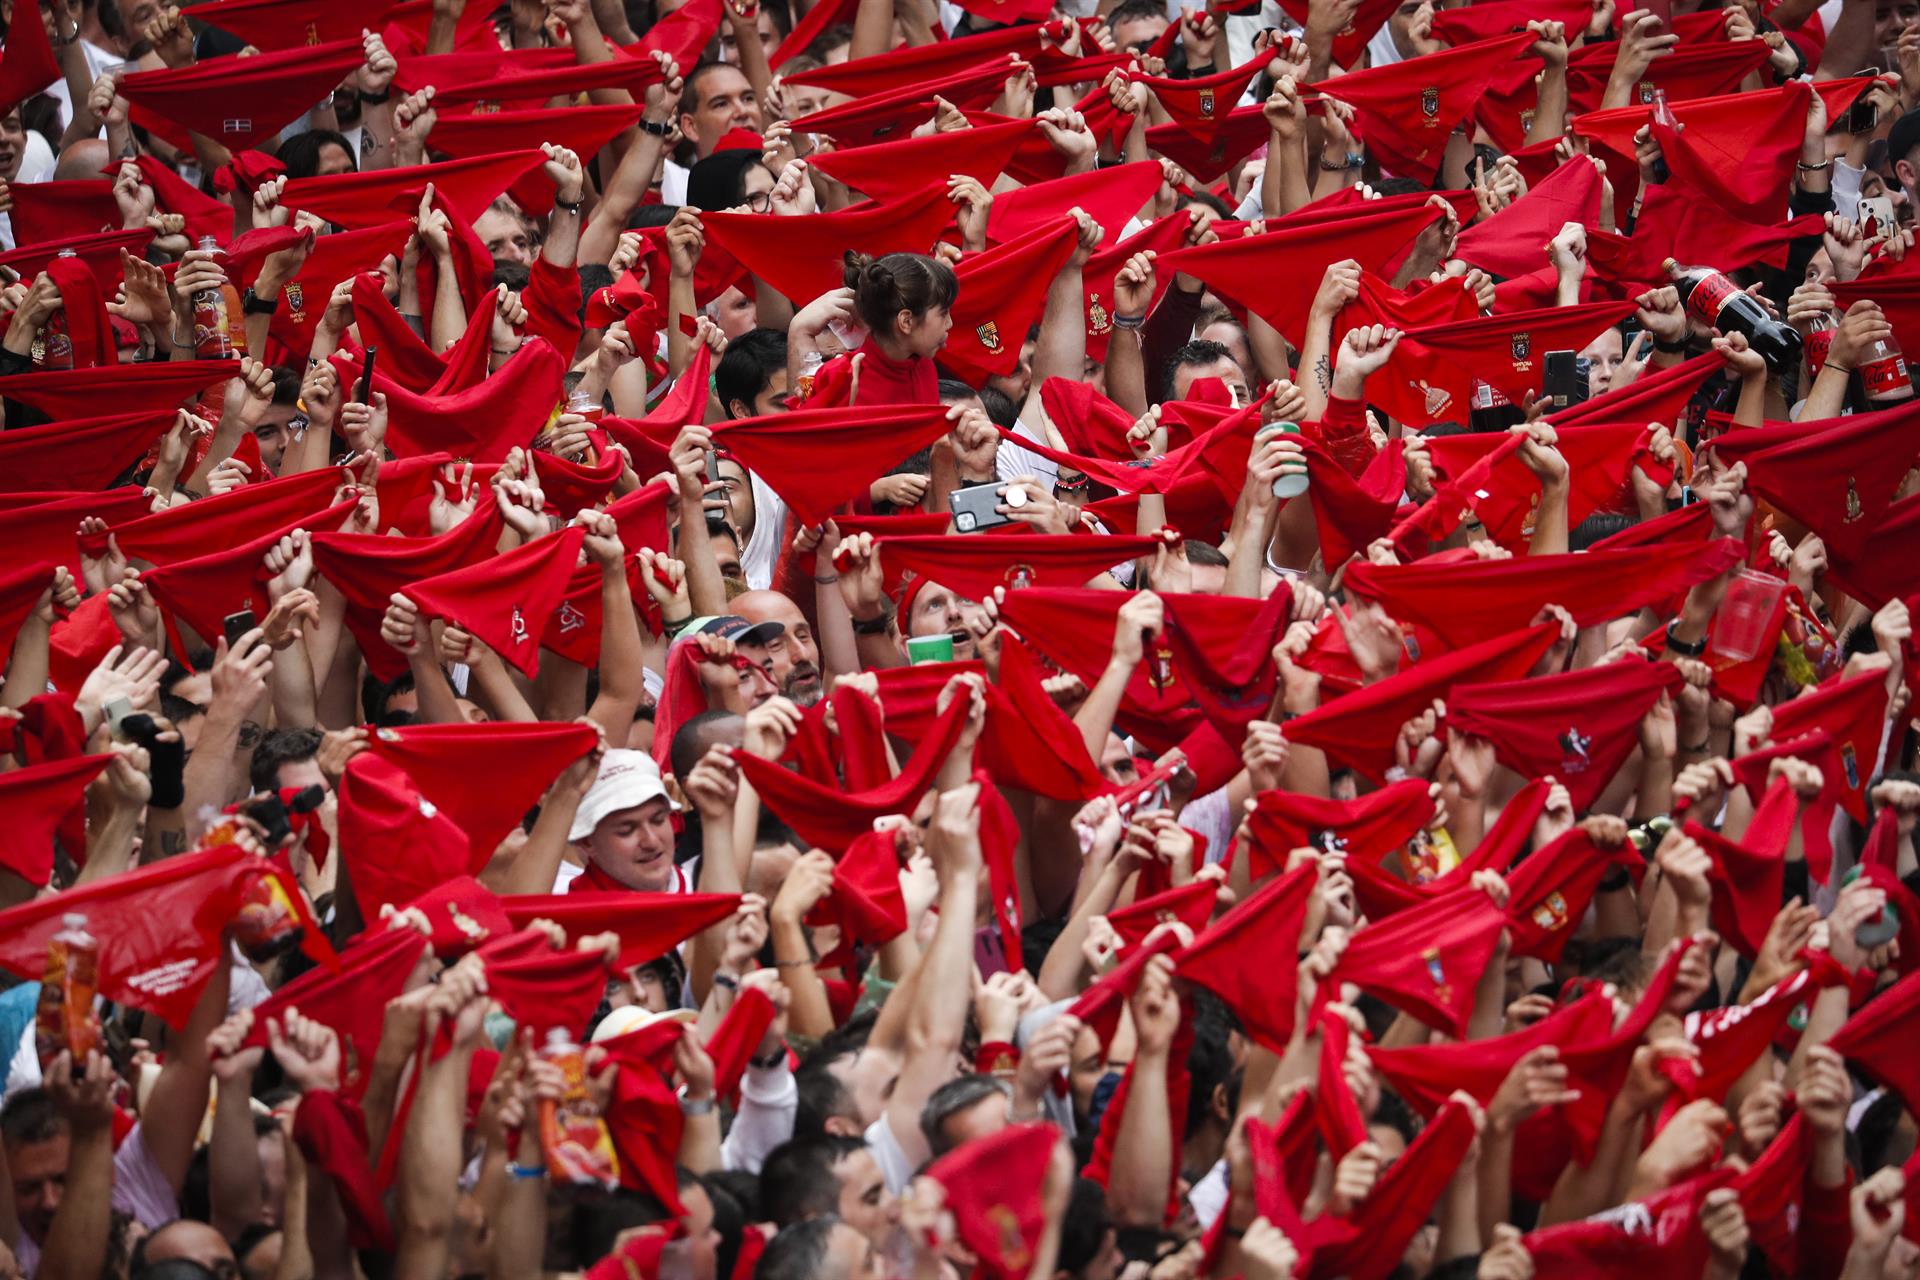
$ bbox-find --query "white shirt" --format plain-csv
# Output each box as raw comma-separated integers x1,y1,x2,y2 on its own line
721,1062,798,1173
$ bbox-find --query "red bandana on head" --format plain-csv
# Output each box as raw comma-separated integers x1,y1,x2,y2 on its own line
1174,864,1316,1051
1345,539,1746,650
1280,623,1560,781
1449,658,1685,811
404,524,588,678
367,722,598,861
0,846,332,1027
1243,777,1435,880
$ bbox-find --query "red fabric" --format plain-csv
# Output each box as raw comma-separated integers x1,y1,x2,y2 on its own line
500,892,741,970
925,1122,1058,1279
78,463,337,568
782,22,1041,91
0,228,154,291
426,55,666,110
246,222,417,350
1274,0,1397,66
1522,1169,1735,1275
1710,399,1920,562
1454,158,1606,278
0,846,331,1027
425,104,642,212
1126,55,1267,142
1663,967,1829,1122
1279,623,1560,781
1157,201,1447,345
1325,883,1506,1037
1554,348,1729,429
1686,776,1799,958
809,117,1035,204
1823,492,1920,609
404,524,588,678
141,493,361,641
333,338,566,464
0,358,234,418
309,504,505,681
117,41,366,150
1368,301,1636,428
338,754,475,919
189,0,400,47
700,184,957,307
366,722,598,860
0,754,111,885
807,827,908,955
1244,777,1435,880
1105,879,1217,950
346,272,491,395
1420,420,1671,552
1174,864,1316,1051
0,0,60,117
1305,33,1537,182
283,151,547,229
1502,828,1642,961
712,402,955,524
0,491,149,584
522,256,583,362
1067,928,1181,1052
240,929,428,1096
1345,539,1745,650
880,531,1159,602
5,179,118,247
941,217,1082,384
705,986,776,1107
790,61,1023,147
1449,658,1683,811
1343,779,1550,921
0,411,180,494
1431,0,1587,41
984,161,1164,244
1300,1100,1480,1274
1155,585,1295,740
1765,669,1890,824
1081,215,1189,358
1590,192,1822,289
399,876,512,958
602,1048,685,1212
477,935,607,1040
1830,964,1920,1117
732,694,967,850
291,1090,394,1251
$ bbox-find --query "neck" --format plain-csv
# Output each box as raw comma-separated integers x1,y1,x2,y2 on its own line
870,334,916,362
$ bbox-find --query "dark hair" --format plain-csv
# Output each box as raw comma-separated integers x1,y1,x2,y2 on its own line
1163,338,1238,401
1180,189,1232,218
805,22,853,60
565,1187,675,1270
0,1088,59,1146
1184,539,1229,567
1184,993,1240,1134
361,671,416,727
755,1217,841,1280
1570,511,1634,551
276,129,357,180
680,60,746,118
629,202,682,231
1056,1179,1114,1276
687,151,772,212
976,385,1019,429
841,252,958,335
1372,1087,1420,1145
919,1075,1009,1156
1108,0,1165,24
716,328,789,418
792,1052,857,1139
758,1134,867,1227
492,260,532,293
250,726,323,794
936,377,978,404
670,709,744,782
270,365,303,406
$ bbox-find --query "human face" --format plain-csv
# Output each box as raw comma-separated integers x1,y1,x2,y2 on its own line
712,527,744,581
1172,355,1248,406
1580,328,1623,398
823,1222,886,1280
738,161,776,214
904,581,986,660
717,6,778,64
730,368,789,419
733,592,823,706
937,1091,1010,1154
0,109,25,182
707,285,758,340
143,1220,240,1279
252,402,297,474
898,303,951,359
1111,12,1167,52
713,458,757,540
586,797,677,891
1387,0,1426,57
7,1135,66,1244
831,1148,899,1245
682,65,763,158
1189,559,1227,594
313,142,355,177
1879,0,1920,50
475,209,532,267
985,337,1035,404
680,1182,722,1280
1098,735,1138,786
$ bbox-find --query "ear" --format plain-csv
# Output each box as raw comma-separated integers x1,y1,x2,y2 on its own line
726,397,750,420
896,307,917,338
1898,158,1918,197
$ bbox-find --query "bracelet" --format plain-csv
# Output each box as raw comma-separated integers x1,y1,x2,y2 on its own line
357,87,393,104
1111,312,1145,330
1795,159,1833,172
774,956,814,968
678,1091,715,1116
659,613,693,633
813,573,840,584
507,1162,548,1180
712,972,739,991
639,117,672,137
1319,152,1362,171
553,197,584,216
851,610,893,636
1664,618,1708,657
1682,737,1712,753
1652,335,1688,354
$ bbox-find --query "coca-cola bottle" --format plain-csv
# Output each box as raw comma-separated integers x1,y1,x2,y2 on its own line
1662,258,1802,373
1855,327,1911,402
1805,309,1835,379
1647,88,1679,183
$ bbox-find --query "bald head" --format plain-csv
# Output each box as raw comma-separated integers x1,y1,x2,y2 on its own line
54,138,109,182
731,590,823,707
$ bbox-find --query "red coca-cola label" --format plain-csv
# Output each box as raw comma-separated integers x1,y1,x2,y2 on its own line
1683,271,1741,325
1805,327,1832,378
1860,350,1909,397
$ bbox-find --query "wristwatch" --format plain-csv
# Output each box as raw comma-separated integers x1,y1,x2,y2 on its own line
850,610,893,636
1664,619,1708,657
639,117,673,137
241,287,279,316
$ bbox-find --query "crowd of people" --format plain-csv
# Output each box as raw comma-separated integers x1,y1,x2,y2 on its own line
0,0,1914,1275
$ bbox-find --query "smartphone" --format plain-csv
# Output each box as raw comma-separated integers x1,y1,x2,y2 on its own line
1542,350,1590,410
704,449,721,486
356,345,377,405
1861,193,1897,240
1850,72,1880,134
950,483,1015,533
223,608,257,649
103,696,134,741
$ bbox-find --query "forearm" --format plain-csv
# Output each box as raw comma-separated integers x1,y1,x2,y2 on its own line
677,1103,722,1174
1730,371,1768,429
1103,328,1150,418
427,253,465,353
689,812,743,1005
770,916,835,1038
1434,1156,1483,1263
395,1049,473,1280
1528,68,1569,146
543,205,582,271
1539,1100,1643,1225
676,482,729,617
271,638,320,729
35,1122,112,1280
1526,478,1570,556
466,656,537,722
1072,657,1135,760
486,1131,547,1280
1264,129,1311,218
406,651,465,725
209,1076,266,1238
1029,268,1090,391
1797,361,1851,420
181,708,249,834
1224,497,1276,598
1105,1052,1173,1226
490,788,582,896
579,135,667,265
1036,859,1127,1001
1297,312,1336,420
586,571,644,742
1,617,51,708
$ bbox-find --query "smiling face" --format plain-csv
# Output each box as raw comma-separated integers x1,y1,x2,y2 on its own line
584,796,678,891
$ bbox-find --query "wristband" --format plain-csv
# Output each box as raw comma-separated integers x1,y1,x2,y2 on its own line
659,613,693,635
553,197,584,216
1111,312,1145,330
749,1047,788,1070
851,610,893,635
241,287,279,316
975,1041,1019,1076
1651,335,1689,354
357,87,393,104
712,972,739,991
639,117,673,137
507,1162,548,1180
1664,619,1708,657
678,1090,715,1116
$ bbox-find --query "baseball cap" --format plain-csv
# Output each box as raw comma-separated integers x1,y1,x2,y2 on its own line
685,614,785,646
568,749,676,842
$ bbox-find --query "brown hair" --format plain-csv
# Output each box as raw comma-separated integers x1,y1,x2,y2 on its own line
841,251,958,335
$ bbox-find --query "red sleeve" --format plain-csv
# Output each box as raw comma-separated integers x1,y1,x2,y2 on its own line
1798,1173,1853,1280
521,257,583,362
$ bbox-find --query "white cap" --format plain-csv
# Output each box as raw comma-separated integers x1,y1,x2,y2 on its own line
589,1004,697,1043
568,749,675,842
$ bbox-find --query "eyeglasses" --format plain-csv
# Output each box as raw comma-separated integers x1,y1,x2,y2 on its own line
743,191,773,214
